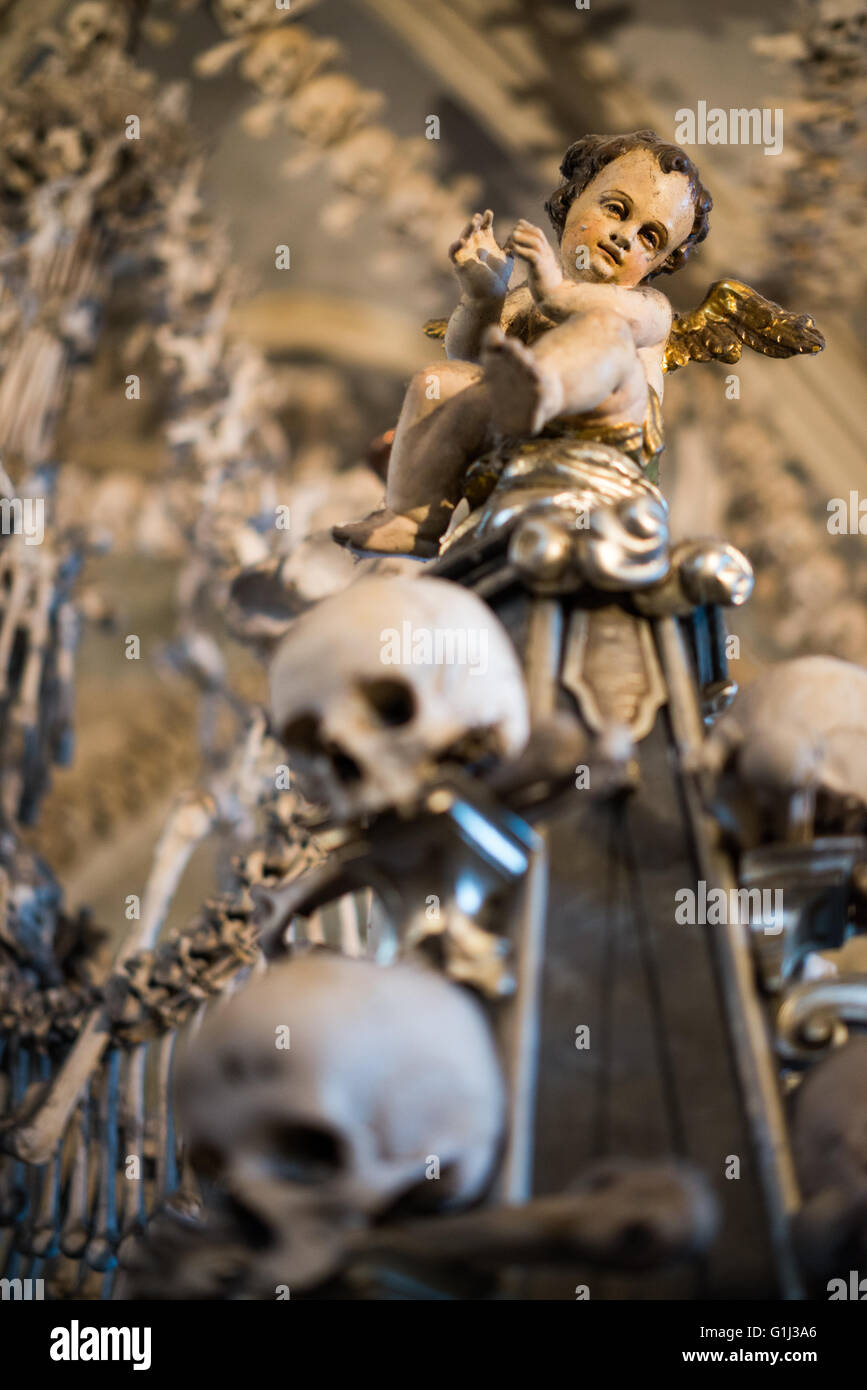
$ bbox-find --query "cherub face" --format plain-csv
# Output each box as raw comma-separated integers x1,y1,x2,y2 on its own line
560,148,696,288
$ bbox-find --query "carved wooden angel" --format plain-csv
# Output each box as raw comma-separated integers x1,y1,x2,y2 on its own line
334,130,824,558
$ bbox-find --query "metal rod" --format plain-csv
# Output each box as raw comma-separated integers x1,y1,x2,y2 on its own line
86,1049,121,1272
495,831,548,1206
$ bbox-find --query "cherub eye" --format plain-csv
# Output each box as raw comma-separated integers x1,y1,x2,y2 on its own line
640,226,660,249
605,200,627,218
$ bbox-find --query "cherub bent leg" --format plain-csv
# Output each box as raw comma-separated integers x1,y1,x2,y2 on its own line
333,360,491,556
482,308,645,437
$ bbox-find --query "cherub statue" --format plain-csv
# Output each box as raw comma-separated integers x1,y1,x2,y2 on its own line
334,129,824,558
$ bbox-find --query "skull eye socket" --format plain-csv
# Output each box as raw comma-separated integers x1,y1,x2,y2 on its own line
358,678,416,727
280,712,322,753
188,1142,224,1181
330,750,362,784
262,1123,345,1185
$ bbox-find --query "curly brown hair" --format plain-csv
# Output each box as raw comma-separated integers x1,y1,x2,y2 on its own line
545,129,712,279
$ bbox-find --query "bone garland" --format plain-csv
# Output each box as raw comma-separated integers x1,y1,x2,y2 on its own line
678,376,867,670
137,157,296,625
194,14,478,264
0,784,325,1049
102,897,260,1044
752,0,867,307
0,48,195,472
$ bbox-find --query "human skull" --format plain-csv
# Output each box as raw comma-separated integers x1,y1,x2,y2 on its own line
703,655,867,845
287,74,384,148
791,1035,867,1275
268,574,530,822
64,2,129,55
176,953,506,1291
813,0,866,71
240,29,338,97
0,126,38,196
214,0,292,35
328,126,399,198
384,169,450,239
41,127,88,181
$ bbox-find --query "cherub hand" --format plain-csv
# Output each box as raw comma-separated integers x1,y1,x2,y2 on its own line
506,220,564,302
449,209,513,302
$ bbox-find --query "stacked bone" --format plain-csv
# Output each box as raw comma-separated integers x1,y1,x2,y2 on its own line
752,0,867,307
195,0,479,270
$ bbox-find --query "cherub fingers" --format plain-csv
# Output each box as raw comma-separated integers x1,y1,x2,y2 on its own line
506,219,562,298
449,209,513,300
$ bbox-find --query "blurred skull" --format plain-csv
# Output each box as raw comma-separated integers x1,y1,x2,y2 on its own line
64,2,129,55
328,126,400,198
791,1036,867,1276
702,655,867,846
287,74,384,148
214,0,291,35
268,574,529,822
41,128,88,181
240,28,339,96
177,953,505,1290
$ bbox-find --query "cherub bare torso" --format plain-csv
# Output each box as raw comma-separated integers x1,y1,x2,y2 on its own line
335,145,697,556
333,134,823,557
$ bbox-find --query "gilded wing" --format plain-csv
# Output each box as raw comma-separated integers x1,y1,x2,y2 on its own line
663,279,825,374
423,316,449,342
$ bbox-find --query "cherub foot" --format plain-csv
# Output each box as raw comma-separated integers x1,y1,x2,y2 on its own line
481,327,563,437
332,506,442,558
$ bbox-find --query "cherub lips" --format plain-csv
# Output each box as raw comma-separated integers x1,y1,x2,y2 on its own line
597,243,623,267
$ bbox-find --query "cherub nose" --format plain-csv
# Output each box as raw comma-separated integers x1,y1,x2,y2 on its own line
611,226,632,249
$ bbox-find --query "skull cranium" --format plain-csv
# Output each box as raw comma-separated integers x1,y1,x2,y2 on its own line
287,74,384,148
214,0,290,35
268,574,530,822
327,126,400,198
791,1035,867,1276
64,2,129,55
240,29,338,97
176,953,506,1291
703,655,867,847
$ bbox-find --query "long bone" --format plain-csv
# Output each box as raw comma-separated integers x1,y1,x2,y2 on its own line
18,1055,61,1258
119,1044,148,1245
118,1158,719,1297
342,1161,719,1274
59,1086,90,1259
29,1131,62,1259
152,1031,179,1214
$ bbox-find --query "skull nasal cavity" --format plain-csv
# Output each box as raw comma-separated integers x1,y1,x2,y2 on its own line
358,678,416,726
265,1123,344,1184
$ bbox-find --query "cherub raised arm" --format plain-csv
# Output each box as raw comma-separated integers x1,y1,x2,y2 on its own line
334,130,823,558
